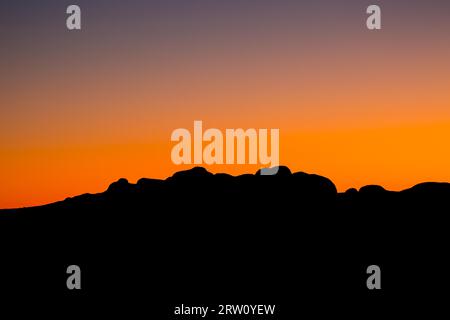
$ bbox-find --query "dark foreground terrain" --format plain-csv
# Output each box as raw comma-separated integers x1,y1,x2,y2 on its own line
0,166,449,317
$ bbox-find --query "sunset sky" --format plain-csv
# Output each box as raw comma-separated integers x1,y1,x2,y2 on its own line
1,0,450,208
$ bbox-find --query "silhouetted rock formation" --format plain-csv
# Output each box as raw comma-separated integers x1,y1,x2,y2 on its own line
345,187,358,195
107,178,132,193
2,166,450,213
171,166,214,179
402,182,450,194
359,185,386,194
0,165,449,308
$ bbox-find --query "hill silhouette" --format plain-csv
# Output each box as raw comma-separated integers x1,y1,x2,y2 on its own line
3,165,450,213
0,166,448,314
39,165,338,210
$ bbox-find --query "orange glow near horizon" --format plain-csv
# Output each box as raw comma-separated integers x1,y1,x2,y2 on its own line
2,119,450,209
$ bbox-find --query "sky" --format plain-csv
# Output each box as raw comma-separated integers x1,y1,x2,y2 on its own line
1,0,450,208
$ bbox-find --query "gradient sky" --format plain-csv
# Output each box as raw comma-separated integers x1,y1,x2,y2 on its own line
1,0,450,208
